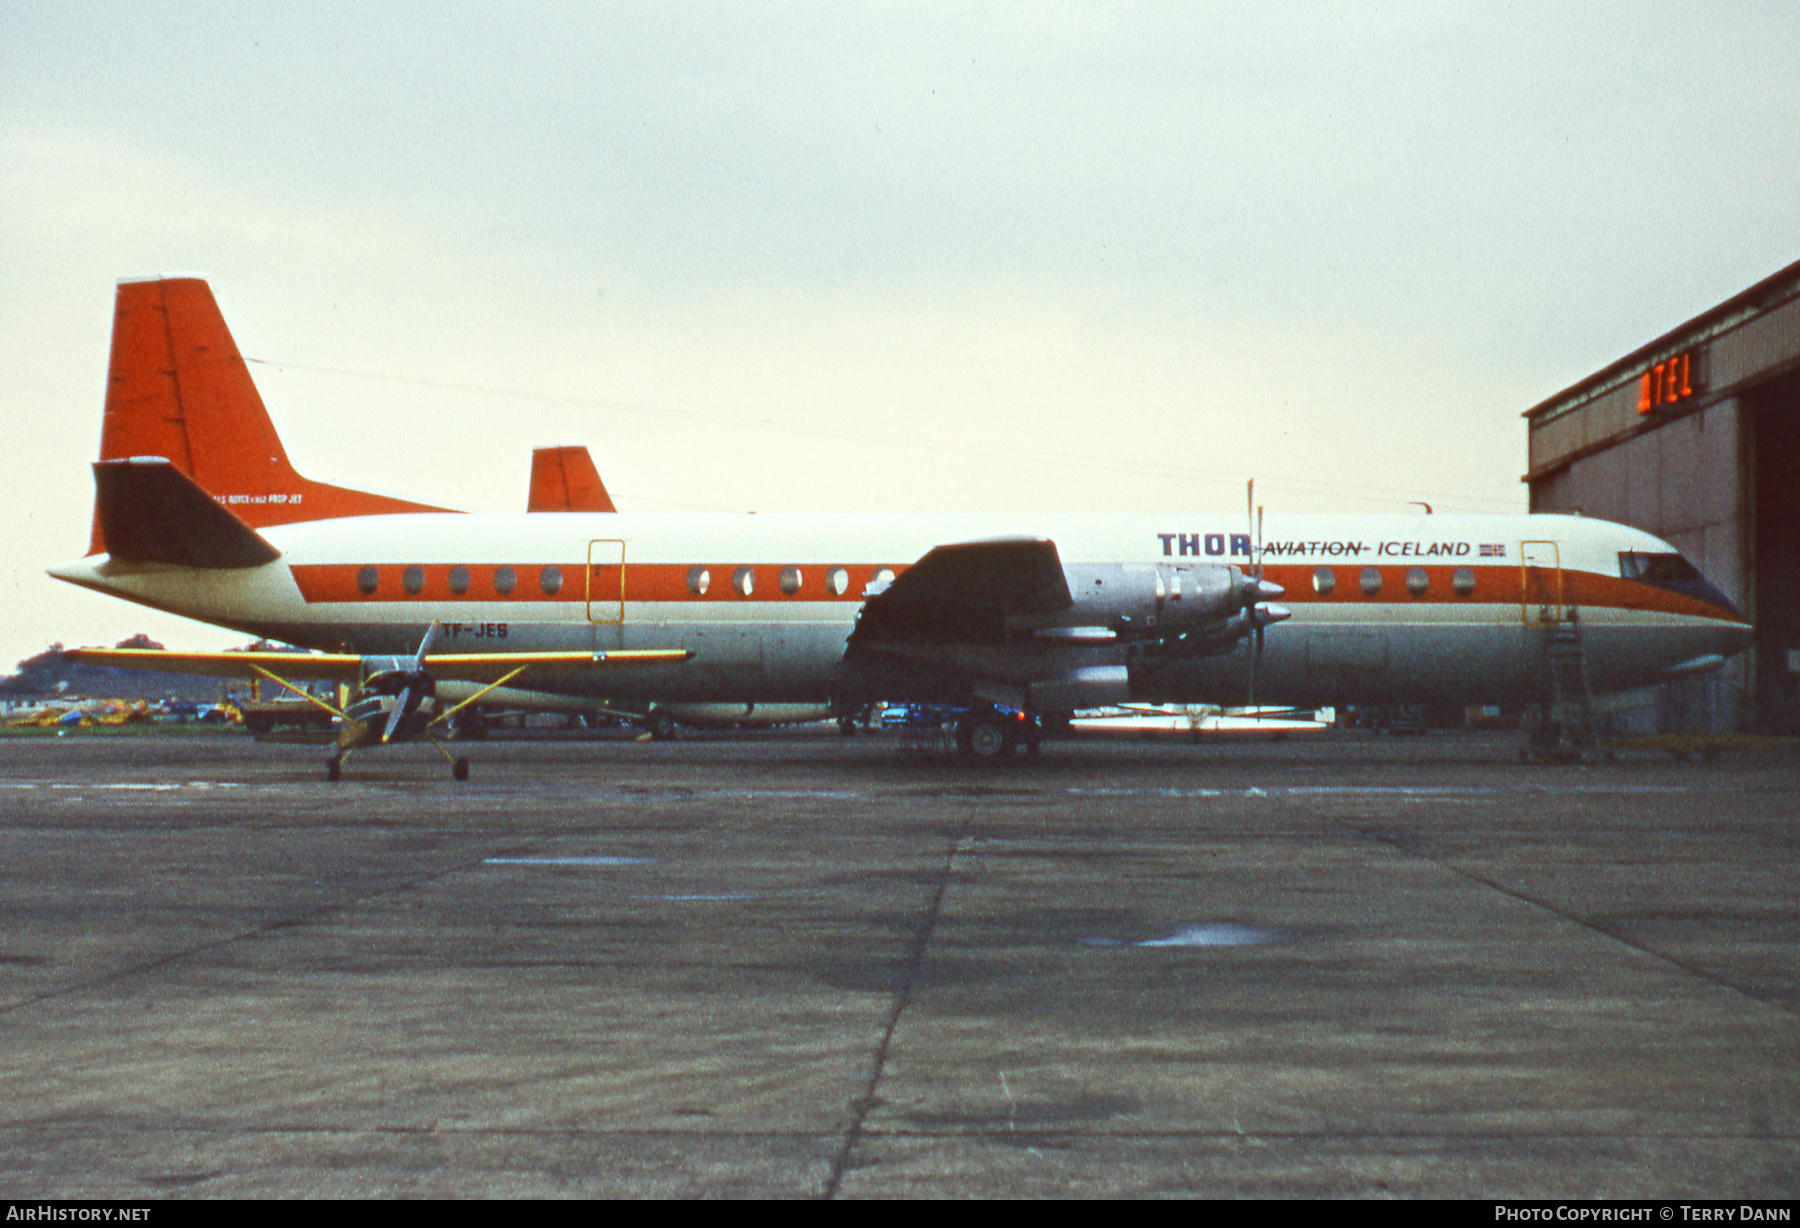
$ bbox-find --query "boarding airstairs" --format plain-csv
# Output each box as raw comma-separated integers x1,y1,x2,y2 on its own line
1526,612,1602,761
1519,542,1608,763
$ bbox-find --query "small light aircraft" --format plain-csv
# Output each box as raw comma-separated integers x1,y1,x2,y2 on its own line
73,611,687,779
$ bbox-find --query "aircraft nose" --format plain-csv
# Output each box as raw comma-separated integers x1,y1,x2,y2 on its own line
1718,620,1755,657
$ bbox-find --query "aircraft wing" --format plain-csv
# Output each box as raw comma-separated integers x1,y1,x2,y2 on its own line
63,647,690,684
416,651,689,681
850,538,1072,646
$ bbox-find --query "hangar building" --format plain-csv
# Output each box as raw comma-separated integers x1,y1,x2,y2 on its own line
1524,258,1800,735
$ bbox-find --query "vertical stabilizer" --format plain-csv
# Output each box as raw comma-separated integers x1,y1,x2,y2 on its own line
89,278,455,554
527,444,617,513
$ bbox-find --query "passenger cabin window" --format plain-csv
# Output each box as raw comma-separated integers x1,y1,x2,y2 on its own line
402,565,425,596
1452,566,1476,597
356,566,378,595
779,566,802,595
1359,567,1382,596
448,565,471,596
687,566,711,596
825,566,849,596
1405,566,1429,596
1312,567,1336,596
493,566,517,595
540,565,563,595
733,566,756,597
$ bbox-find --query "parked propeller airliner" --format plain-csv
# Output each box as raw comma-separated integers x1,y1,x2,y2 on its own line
52,278,1751,774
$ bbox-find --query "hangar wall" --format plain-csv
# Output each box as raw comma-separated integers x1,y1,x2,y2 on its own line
1524,260,1800,735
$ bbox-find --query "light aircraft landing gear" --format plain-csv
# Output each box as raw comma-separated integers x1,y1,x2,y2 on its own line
645,707,677,741
424,735,470,781
837,716,858,737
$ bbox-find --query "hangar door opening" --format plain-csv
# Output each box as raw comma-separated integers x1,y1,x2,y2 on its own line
1751,375,1800,734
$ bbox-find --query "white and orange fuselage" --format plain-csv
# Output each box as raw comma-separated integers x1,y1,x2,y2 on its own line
52,509,1750,709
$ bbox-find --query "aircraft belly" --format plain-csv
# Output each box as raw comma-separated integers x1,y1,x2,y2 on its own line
1136,620,1543,707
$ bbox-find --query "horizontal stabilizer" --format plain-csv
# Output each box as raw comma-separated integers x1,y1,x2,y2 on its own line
93,459,280,568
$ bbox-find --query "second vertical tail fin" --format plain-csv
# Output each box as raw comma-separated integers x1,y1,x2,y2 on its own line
527,445,617,513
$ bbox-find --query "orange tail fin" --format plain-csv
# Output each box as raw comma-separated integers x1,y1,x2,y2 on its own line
527,444,617,513
89,277,455,555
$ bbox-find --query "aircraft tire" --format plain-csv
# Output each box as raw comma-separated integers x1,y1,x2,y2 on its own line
837,717,858,737
326,757,341,782
453,757,470,782
646,708,677,741
957,714,1010,761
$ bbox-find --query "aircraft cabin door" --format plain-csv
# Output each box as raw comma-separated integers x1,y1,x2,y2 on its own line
1519,540,1563,625
586,539,625,624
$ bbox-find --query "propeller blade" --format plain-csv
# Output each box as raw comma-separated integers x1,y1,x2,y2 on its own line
382,687,411,743
412,621,440,672
1249,626,1260,708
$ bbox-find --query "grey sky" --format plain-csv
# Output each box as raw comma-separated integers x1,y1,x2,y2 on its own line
3,3,1796,666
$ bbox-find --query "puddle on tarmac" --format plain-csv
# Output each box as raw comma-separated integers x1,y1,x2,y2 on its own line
1084,923,1280,948
483,856,651,866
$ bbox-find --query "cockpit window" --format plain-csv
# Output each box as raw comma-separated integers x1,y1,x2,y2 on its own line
1619,552,1701,584
1618,550,1745,621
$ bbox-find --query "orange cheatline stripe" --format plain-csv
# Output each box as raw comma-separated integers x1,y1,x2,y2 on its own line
1259,563,1738,620
288,560,1740,621
289,562,901,605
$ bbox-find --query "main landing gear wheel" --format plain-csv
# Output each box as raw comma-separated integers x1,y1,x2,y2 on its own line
453,757,470,782
956,710,1014,761
326,756,342,782
646,708,677,741
837,717,858,737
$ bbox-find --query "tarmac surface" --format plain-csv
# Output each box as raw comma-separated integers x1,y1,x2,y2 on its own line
0,726,1795,1199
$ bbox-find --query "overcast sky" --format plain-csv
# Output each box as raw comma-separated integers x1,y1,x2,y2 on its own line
3,3,1797,666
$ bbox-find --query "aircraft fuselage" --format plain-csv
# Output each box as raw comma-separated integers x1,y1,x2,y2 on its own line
50,510,1751,711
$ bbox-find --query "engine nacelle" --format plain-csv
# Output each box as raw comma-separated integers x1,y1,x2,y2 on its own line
1033,563,1275,639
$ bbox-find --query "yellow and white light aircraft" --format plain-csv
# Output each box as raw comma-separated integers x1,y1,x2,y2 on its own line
52,278,1751,772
